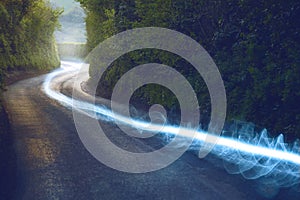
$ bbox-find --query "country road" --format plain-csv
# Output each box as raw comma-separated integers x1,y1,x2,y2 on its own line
1,61,298,200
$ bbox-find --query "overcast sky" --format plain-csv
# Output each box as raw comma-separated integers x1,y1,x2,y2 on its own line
50,0,80,13
50,0,86,43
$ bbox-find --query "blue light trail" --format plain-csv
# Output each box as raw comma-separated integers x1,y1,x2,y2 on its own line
43,61,300,188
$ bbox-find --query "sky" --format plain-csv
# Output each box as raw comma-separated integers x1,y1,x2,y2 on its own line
50,0,79,13
50,0,86,43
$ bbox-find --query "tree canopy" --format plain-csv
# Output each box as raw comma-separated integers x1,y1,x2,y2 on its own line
77,0,300,139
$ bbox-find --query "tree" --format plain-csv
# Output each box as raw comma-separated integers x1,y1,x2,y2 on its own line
77,0,300,138
0,0,61,79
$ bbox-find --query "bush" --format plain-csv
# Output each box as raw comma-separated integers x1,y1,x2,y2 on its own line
77,0,300,138
0,0,62,89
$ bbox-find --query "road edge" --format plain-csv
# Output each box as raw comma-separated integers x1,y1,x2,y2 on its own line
0,104,17,200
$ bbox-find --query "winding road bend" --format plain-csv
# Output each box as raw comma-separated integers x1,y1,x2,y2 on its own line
2,62,297,200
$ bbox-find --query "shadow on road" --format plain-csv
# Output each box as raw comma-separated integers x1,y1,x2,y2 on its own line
0,106,17,200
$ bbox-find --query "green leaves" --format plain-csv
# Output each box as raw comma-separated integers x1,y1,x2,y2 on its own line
0,0,61,88
79,0,300,137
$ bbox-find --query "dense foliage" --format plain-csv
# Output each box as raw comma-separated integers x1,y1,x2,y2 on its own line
0,0,61,88
77,0,300,139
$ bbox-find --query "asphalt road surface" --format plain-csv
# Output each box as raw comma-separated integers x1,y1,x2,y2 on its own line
2,69,298,200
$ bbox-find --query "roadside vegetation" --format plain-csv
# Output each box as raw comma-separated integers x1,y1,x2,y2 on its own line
77,0,300,139
0,0,61,89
